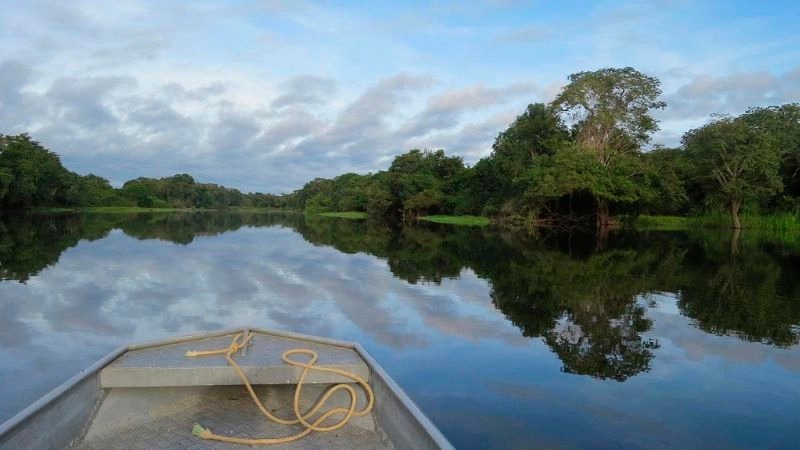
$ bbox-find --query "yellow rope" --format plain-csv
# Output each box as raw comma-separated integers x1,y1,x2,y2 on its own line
185,333,374,445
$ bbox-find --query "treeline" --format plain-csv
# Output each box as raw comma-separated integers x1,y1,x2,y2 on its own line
293,68,800,228
3,67,799,227
0,134,291,210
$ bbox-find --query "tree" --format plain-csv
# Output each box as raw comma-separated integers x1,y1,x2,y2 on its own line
524,145,648,221
470,103,569,215
639,147,690,215
121,180,156,207
551,67,666,226
386,149,466,219
740,103,800,211
0,134,74,208
0,168,12,204
683,116,782,228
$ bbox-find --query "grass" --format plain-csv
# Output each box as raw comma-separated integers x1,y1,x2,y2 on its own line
636,213,800,230
688,212,800,230
317,211,369,219
34,206,191,213
418,215,490,226
33,206,296,214
634,215,690,230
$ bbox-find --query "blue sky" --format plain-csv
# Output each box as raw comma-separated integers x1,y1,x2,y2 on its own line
1,0,798,193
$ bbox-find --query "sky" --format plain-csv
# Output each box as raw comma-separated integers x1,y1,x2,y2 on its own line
1,0,799,193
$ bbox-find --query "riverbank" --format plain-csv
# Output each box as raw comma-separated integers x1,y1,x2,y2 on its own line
317,211,369,219
418,215,490,226
31,206,297,214
635,213,800,230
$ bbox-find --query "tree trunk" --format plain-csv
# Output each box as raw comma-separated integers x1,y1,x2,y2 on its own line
729,227,740,256
596,198,610,229
596,225,609,252
729,199,742,229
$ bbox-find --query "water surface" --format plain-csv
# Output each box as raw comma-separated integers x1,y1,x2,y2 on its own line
1,212,799,449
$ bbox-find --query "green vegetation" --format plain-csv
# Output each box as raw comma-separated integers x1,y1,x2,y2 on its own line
634,215,690,230
683,115,782,229
418,215,489,226
318,211,368,219
35,206,290,214
37,206,195,213
287,71,799,230
637,213,800,231
3,68,799,231
0,134,294,211
687,213,800,230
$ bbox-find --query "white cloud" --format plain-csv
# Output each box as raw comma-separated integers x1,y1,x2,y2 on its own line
1,0,797,189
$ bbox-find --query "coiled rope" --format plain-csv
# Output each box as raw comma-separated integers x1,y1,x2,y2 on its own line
186,332,374,445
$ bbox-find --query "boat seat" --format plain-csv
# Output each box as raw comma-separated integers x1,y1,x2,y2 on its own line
100,332,370,388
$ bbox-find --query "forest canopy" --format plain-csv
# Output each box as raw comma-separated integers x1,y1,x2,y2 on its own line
0,134,291,210
2,68,798,229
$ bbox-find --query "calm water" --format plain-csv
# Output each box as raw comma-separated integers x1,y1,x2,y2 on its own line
1,212,799,449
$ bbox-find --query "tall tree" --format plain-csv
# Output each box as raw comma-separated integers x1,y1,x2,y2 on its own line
683,116,782,228
740,103,800,210
551,67,666,226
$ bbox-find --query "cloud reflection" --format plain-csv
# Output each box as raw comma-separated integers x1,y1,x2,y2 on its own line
1,213,799,448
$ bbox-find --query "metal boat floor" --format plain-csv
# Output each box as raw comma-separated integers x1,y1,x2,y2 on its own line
75,385,393,449
101,332,369,388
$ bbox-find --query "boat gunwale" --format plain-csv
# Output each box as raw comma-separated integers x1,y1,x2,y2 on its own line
0,326,453,449
353,342,453,450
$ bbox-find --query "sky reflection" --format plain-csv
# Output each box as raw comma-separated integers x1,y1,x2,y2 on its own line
1,215,798,448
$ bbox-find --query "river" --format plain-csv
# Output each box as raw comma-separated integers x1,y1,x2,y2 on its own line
1,212,798,448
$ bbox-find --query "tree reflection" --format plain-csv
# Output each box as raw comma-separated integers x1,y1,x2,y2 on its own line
677,230,800,347
0,212,300,282
297,218,800,378
1,211,798,380
484,245,672,381
0,213,118,282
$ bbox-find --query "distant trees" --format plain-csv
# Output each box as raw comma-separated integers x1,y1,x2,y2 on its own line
292,149,468,220
120,174,260,209
2,68,799,228
0,133,292,211
65,174,126,207
0,134,81,209
386,149,467,219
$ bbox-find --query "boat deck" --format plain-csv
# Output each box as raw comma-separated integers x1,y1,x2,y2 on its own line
1,327,451,450
75,385,392,449
101,332,370,388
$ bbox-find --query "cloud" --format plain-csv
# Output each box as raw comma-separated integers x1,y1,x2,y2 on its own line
0,60,39,128
285,74,436,169
1,0,797,190
407,110,518,162
46,75,136,126
662,67,800,120
399,82,535,138
270,75,337,109
652,66,800,145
